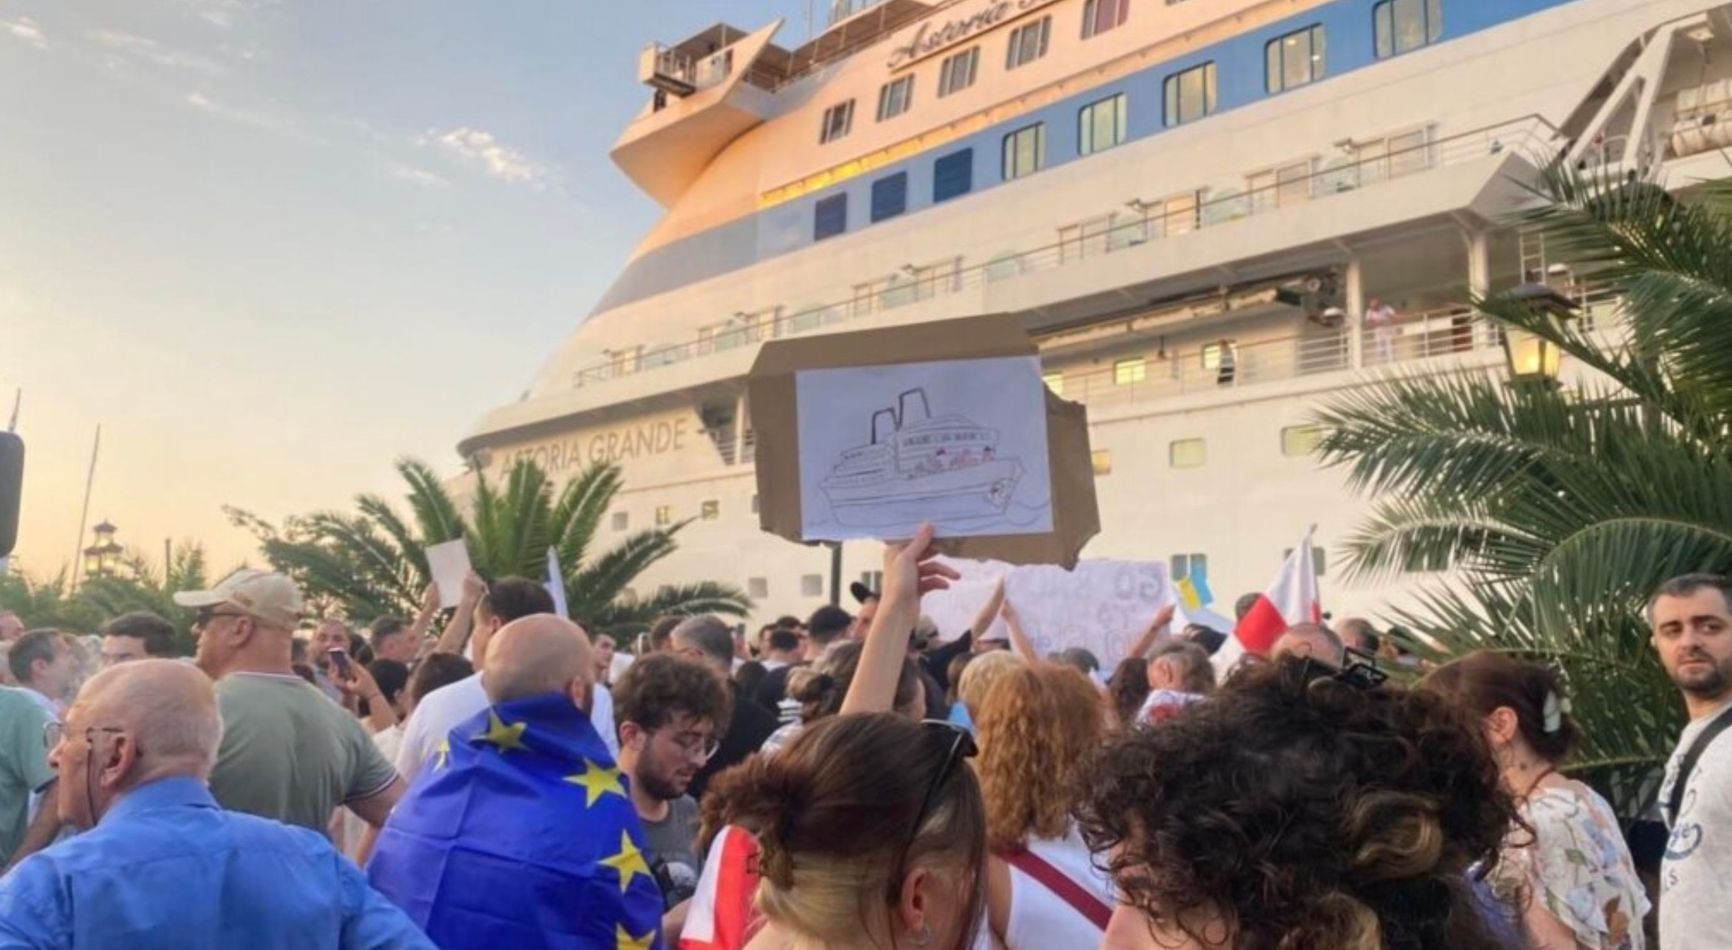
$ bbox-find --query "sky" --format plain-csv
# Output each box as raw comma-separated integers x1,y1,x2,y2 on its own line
1,0,801,578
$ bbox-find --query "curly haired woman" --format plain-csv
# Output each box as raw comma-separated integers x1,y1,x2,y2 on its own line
976,662,1114,948
1076,658,1518,950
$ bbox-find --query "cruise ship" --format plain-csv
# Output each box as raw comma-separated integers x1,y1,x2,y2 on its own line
457,0,1732,622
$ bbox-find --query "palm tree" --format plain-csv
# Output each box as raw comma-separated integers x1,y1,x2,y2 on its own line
75,543,213,654
231,457,750,636
1311,164,1732,819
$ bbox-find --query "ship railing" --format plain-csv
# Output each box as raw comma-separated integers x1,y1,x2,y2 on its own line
1360,305,1484,368
561,115,1560,395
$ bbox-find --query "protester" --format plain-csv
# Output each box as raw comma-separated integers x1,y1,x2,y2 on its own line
368,615,420,665
700,713,985,950
759,627,801,671
1647,573,1732,949
1422,650,1648,949
1106,657,1151,729
1333,616,1381,655
0,611,23,642
1139,641,1215,724
306,618,351,702
99,611,177,666
176,569,403,832
976,663,1114,948
761,639,924,757
0,659,433,948
613,653,732,936
367,615,663,949
393,577,557,781
944,653,975,728
671,615,777,800
594,631,619,686
404,653,474,715
1078,658,1516,949
0,687,56,869
754,604,850,712
1233,592,1259,622
1055,647,1101,681
646,615,682,654
8,630,75,716
732,659,768,706
956,650,1025,724
1270,621,1344,668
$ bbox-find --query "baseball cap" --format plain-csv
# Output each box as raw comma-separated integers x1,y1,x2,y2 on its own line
174,568,305,629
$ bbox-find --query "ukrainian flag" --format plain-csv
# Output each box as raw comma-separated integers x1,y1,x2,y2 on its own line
1176,572,1215,613
368,694,664,950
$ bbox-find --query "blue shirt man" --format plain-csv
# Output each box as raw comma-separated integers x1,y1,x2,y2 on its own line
0,658,431,950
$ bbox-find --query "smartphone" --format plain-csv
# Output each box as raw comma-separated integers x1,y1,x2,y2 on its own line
327,648,352,678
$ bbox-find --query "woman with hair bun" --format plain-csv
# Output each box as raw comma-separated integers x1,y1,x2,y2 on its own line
1077,657,1518,950
1423,651,1648,950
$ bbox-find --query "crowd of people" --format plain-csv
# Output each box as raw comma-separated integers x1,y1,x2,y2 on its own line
0,527,1728,950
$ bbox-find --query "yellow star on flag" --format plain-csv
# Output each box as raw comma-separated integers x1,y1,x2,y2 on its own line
563,759,626,807
433,737,450,771
615,924,654,950
600,830,651,894
473,709,528,754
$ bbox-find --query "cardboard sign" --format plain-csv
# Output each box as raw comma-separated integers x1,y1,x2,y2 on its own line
749,314,1100,566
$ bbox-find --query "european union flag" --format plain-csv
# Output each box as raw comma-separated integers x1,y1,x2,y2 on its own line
368,694,664,950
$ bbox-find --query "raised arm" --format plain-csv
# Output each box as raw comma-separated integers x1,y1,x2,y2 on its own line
1123,602,1178,661
968,579,1006,648
431,571,485,659
407,582,440,650
998,599,1041,664
841,523,959,717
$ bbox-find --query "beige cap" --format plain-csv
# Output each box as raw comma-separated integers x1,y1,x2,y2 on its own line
174,568,305,629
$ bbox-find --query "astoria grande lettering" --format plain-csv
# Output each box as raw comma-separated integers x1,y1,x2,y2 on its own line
886,0,1062,68
501,418,690,473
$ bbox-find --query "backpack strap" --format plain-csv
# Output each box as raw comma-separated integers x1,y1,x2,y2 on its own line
1666,704,1732,826
998,847,1112,930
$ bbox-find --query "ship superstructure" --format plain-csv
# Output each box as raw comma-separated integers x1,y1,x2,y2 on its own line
460,0,1732,619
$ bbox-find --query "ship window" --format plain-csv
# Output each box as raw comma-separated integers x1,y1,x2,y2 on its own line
1282,424,1324,457
1170,438,1206,468
1078,93,1127,156
1005,16,1050,70
1163,62,1216,127
871,173,908,222
1092,449,1112,475
1201,341,1235,370
819,99,855,143
1113,356,1146,385
814,193,848,241
1042,371,1065,395
1266,25,1325,93
1170,553,1206,581
933,148,974,202
1388,128,1431,176
877,75,915,121
1002,123,1046,181
859,570,884,592
748,577,769,599
654,505,672,526
1081,0,1128,38
1374,0,1441,59
801,574,824,597
611,511,629,532
700,499,720,521
937,47,979,97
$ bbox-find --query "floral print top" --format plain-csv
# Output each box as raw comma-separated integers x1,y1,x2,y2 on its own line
1492,780,1650,950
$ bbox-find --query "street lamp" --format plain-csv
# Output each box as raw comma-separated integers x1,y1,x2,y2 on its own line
1499,282,1578,388
82,519,122,578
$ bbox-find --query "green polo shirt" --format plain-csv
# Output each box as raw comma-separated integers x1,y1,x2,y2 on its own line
0,687,54,861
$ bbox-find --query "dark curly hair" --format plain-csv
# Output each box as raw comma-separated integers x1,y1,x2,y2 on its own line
1075,658,1516,950
612,653,733,737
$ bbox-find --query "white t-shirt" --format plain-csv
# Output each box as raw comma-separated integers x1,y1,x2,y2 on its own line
1658,700,1732,950
394,672,619,783
1004,825,1116,950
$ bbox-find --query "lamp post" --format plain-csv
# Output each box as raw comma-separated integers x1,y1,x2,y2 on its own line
82,519,122,579
1499,282,1578,389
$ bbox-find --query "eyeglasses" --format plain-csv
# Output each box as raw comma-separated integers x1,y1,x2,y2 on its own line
43,722,125,752
893,719,978,891
660,729,722,764
193,609,248,630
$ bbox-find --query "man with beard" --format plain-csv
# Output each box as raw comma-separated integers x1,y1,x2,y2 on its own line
1649,573,1732,949
611,653,730,937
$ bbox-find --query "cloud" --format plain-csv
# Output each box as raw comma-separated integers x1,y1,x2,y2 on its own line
387,162,450,189
182,91,298,137
420,127,556,189
2,16,47,49
88,29,225,75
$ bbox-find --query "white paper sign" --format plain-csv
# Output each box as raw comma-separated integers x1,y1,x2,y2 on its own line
545,547,569,620
920,557,1172,672
425,540,471,610
794,356,1052,541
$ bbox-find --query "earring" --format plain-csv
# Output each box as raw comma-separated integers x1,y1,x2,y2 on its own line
910,923,932,947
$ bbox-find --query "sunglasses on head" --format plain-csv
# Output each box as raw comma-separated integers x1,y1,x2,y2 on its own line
891,719,978,892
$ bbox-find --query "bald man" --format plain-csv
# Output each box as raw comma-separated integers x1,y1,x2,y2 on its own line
0,660,432,949
1271,622,1345,669
367,616,663,949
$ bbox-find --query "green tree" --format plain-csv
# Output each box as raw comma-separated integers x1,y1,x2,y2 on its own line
0,542,213,654
231,457,749,637
1313,165,1732,819
0,570,102,633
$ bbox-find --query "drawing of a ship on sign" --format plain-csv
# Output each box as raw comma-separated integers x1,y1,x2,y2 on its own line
820,388,1024,526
